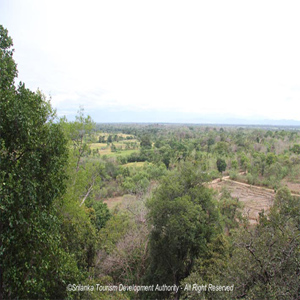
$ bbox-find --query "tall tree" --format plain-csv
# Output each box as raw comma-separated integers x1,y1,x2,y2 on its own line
0,25,79,299
144,162,220,299
140,134,152,149
217,158,227,173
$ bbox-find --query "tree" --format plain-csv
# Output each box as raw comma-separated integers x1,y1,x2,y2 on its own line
140,134,152,149
214,141,229,156
99,135,106,143
0,25,17,90
216,158,227,173
107,134,113,143
0,26,79,299
58,110,106,272
291,143,300,154
97,195,149,292
215,188,300,299
181,234,231,300
88,201,111,231
239,152,250,171
60,108,100,209
111,143,117,152
218,188,243,233
181,188,300,300
207,137,215,150
144,162,220,299
266,152,277,166
60,106,95,172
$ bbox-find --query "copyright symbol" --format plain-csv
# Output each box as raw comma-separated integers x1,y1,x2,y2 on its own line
66,284,72,291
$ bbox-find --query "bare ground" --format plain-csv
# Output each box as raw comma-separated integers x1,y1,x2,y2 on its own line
104,176,299,225
209,178,275,224
103,196,124,209
281,180,300,194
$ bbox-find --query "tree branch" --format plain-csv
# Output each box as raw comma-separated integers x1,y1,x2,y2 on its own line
80,179,94,207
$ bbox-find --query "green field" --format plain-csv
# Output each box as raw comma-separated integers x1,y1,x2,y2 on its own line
123,162,146,167
105,149,138,158
89,142,139,158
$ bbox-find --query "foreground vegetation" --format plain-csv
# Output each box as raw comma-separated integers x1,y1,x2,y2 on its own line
1,25,300,299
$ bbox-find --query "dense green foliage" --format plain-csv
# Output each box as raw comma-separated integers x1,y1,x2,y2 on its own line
216,158,227,173
144,163,220,299
0,25,79,299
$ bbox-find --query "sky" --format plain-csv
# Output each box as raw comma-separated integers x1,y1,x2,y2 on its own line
1,0,300,123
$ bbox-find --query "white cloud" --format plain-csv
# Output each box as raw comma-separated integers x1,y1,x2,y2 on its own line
2,0,300,121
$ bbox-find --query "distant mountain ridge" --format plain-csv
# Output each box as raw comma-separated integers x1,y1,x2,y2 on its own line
73,108,300,126
190,117,300,126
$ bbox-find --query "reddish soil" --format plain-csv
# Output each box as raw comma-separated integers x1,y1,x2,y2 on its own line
210,178,275,224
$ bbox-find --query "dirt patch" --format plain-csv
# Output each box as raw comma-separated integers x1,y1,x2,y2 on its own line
210,179,275,224
103,196,124,209
104,176,298,223
123,162,146,168
103,194,138,210
281,180,300,194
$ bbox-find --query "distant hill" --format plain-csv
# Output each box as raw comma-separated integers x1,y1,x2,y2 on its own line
88,108,300,126
191,117,300,126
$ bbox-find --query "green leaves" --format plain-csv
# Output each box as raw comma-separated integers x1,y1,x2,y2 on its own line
0,25,17,90
0,25,80,299
216,158,227,173
145,162,220,298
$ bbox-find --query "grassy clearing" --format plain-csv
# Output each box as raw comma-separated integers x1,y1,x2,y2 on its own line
105,149,137,157
123,162,146,168
90,141,138,150
90,143,107,150
98,133,135,138
89,138,139,158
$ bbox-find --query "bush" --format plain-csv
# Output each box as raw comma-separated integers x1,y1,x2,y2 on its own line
246,173,254,185
229,170,238,180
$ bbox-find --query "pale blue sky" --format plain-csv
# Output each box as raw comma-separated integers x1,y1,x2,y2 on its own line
1,0,300,123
